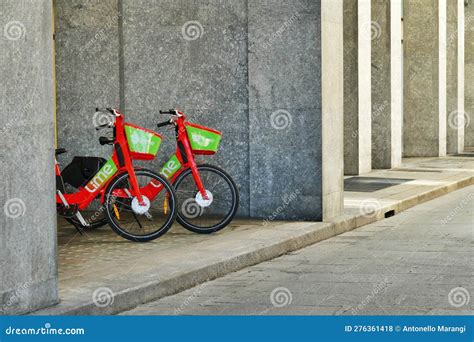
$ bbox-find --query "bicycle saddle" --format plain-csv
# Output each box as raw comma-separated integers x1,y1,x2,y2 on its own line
55,148,67,156
99,136,114,145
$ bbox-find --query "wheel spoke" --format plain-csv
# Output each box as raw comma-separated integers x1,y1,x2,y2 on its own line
104,171,176,241
175,166,237,231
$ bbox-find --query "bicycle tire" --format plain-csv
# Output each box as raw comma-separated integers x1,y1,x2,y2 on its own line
174,164,239,234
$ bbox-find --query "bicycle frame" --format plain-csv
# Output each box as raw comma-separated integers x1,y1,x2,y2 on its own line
55,109,159,211
154,113,214,200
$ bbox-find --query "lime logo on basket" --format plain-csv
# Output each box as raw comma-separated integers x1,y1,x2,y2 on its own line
130,131,152,152
125,125,161,155
160,155,182,179
85,159,118,193
191,133,212,148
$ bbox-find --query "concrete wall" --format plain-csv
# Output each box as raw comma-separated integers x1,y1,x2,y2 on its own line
248,1,324,220
0,0,58,314
55,0,342,221
121,0,251,217
54,0,120,159
446,0,464,154
465,1,474,147
371,0,402,169
403,0,447,157
343,0,372,175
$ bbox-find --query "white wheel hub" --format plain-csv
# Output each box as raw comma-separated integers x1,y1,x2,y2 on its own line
131,196,151,215
195,190,213,207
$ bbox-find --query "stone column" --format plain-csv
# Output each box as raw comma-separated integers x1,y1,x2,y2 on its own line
343,0,372,175
371,0,403,169
465,0,474,147
403,0,447,157
0,0,58,314
446,0,465,154
322,0,344,220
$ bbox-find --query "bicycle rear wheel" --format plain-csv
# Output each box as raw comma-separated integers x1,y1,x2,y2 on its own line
174,164,239,234
104,169,177,242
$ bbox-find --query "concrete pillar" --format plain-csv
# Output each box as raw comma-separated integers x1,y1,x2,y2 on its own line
343,0,372,175
0,0,58,314
371,0,403,169
403,0,447,157
465,1,474,147
322,0,344,220
446,0,465,154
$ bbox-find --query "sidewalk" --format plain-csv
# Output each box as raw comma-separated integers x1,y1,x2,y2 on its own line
121,186,473,316
33,156,474,315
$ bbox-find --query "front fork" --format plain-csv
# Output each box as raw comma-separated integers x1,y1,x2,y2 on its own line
181,137,208,200
119,142,145,205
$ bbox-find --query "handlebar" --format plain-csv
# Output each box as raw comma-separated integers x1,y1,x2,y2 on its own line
157,120,173,128
96,107,115,114
159,109,177,115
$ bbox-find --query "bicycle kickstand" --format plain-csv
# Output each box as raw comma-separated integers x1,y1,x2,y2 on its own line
73,211,90,235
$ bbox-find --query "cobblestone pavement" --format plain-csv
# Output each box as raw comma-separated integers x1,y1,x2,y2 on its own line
122,186,474,316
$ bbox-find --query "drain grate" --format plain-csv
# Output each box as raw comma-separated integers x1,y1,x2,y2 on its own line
344,177,414,193
451,154,474,158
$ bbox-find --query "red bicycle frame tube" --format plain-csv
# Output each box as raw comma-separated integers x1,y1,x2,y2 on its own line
56,109,150,211
141,113,210,200
175,116,209,199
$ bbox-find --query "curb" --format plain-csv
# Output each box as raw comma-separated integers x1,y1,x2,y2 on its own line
33,174,474,315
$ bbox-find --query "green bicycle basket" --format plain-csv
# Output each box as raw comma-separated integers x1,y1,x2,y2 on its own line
124,123,162,160
185,123,222,155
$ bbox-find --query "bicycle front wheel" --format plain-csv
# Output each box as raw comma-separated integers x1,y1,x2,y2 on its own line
104,169,177,242
174,164,239,234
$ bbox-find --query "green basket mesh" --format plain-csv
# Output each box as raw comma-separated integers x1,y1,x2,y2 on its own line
125,124,162,158
185,124,221,153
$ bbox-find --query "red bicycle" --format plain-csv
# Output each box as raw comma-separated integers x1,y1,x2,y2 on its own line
55,108,177,242
155,109,239,234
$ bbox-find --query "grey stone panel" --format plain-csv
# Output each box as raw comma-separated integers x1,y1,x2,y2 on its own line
403,0,445,157
0,0,58,314
465,2,474,147
371,0,392,168
54,0,120,161
343,0,360,175
248,0,322,220
121,0,250,216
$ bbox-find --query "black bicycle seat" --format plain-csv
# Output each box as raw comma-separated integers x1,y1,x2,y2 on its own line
55,148,67,156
